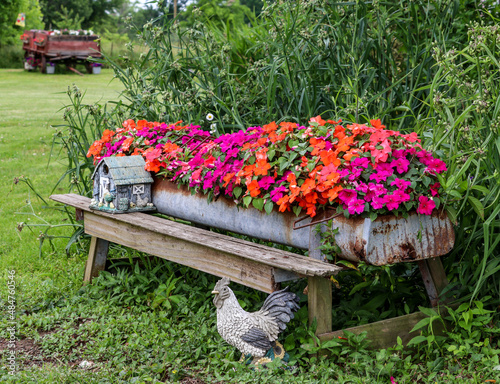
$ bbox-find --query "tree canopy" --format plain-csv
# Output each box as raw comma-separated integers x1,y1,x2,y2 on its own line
0,0,44,47
39,0,126,30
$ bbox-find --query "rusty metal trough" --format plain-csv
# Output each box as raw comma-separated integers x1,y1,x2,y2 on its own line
152,178,455,266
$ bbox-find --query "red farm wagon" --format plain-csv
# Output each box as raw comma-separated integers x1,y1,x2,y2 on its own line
21,30,102,74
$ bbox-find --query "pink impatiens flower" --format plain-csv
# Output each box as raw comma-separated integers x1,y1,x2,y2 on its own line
351,157,370,169
391,178,412,190
417,195,436,215
383,193,400,211
430,182,441,197
338,189,358,204
348,199,365,215
426,158,447,174
371,196,385,209
393,157,410,174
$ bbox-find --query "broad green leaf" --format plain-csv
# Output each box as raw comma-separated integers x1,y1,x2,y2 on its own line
252,198,264,211
264,200,274,214
407,335,427,346
243,196,252,207
233,186,242,199
468,195,484,219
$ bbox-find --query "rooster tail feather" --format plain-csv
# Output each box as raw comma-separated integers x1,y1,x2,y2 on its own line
259,287,300,332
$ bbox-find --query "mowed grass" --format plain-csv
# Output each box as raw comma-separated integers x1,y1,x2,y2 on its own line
0,69,123,306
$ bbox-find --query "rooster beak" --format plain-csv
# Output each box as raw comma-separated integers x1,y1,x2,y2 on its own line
211,290,219,294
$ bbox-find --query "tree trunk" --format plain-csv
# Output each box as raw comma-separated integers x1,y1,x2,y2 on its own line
174,0,178,18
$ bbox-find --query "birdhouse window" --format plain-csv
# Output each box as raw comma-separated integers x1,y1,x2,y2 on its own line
133,184,144,195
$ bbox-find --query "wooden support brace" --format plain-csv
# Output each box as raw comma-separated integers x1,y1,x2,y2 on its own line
84,236,109,284
308,276,333,335
308,226,333,335
418,257,449,307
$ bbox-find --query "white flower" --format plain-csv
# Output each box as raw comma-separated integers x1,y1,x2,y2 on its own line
210,123,217,130
206,113,214,121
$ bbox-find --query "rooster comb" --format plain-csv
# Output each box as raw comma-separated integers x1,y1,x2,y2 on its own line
213,277,230,291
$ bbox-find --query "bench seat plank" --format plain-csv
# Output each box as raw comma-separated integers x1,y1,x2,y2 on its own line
50,194,341,291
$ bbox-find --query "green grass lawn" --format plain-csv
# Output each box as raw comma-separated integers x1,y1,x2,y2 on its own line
0,69,498,384
0,68,124,315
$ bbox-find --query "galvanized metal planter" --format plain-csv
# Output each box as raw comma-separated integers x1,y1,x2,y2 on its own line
329,211,455,266
152,178,455,266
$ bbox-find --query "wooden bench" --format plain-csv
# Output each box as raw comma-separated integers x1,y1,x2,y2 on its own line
50,193,450,347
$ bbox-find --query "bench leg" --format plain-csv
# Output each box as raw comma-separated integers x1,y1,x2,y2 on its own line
418,257,449,307
84,236,109,284
308,276,332,335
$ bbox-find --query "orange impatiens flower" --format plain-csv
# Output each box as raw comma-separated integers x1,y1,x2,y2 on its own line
370,119,385,130
279,121,298,132
121,137,134,152
87,140,103,158
309,115,326,126
254,160,271,176
247,179,261,197
101,129,115,143
263,121,278,133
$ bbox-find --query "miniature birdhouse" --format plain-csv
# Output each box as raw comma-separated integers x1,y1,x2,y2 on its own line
90,156,156,213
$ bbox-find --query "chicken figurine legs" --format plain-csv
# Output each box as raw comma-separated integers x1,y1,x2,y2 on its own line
212,277,300,366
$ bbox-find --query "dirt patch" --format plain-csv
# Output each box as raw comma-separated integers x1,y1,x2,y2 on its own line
0,335,55,367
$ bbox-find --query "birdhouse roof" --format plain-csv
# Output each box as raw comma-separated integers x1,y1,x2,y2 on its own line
92,156,154,186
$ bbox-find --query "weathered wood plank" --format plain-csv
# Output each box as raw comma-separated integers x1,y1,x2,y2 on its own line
318,309,448,350
84,236,109,284
50,194,342,277
83,211,280,293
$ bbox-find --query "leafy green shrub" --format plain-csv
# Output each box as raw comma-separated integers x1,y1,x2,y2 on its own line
0,45,25,69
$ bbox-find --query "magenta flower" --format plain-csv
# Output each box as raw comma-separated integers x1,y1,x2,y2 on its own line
430,182,440,197
383,194,400,211
348,168,363,181
338,169,350,178
338,189,358,204
348,199,365,214
416,150,434,165
391,149,405,158
270,186,287,203
369,170,392,183
393,157,410,174
393,189,411,203
355,182,369,194
258,176,275,190
351,157,370,168
417,195,436,215
426,158,447,174
371,196,385,209
369,183,387,196
391,178,412,190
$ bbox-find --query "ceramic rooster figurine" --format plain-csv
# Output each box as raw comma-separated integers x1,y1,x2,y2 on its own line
212,277,300,365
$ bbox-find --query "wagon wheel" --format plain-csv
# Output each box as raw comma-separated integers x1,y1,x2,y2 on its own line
40,55,46,74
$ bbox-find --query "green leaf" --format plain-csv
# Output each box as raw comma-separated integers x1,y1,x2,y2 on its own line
410,317,431,333
264,200,274,214
267,149,276,161
468,195,484,219
470,185,489,195
407,335,427,346
252,198,264,211
243,196,252,207
233,187,242,199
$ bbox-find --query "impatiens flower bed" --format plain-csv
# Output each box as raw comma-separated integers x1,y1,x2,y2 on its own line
87,117,447,219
